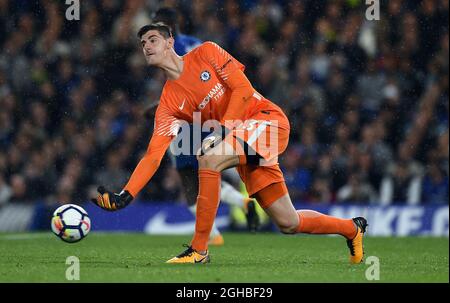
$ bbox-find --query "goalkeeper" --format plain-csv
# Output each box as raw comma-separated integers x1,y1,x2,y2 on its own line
92,22,367,264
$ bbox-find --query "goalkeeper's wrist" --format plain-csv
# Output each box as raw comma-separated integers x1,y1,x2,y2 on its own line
119,190,134,205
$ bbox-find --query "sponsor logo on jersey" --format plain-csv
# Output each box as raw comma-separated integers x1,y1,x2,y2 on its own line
198,83,226,110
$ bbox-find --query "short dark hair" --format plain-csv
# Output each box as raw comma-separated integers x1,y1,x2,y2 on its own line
137,22,173,39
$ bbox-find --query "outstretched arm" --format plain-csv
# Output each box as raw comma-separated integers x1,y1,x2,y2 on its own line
123,134,172,197
92,134,172,211
92,99,179,211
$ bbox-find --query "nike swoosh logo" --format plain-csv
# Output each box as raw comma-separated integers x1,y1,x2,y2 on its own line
179,99,186,110
143,211,229,235
194,255,207,263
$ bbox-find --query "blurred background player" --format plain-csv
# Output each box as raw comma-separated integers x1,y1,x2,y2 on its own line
152,8,260,245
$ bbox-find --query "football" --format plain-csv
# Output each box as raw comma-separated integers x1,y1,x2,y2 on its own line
51,204,91,243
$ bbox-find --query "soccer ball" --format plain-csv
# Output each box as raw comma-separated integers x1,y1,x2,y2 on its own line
51,204,91,243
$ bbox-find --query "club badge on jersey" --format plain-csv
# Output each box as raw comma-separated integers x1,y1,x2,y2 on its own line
200,71,211,82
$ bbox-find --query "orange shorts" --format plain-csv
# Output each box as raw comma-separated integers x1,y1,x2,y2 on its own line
223,112,290,207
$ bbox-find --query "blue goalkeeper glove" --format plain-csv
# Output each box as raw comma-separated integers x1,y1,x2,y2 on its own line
91,186,133,211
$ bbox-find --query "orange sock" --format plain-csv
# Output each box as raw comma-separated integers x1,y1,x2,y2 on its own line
191,169,221,252
296,210,356,240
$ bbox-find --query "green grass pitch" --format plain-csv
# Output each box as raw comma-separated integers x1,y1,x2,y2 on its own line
0,232,448,283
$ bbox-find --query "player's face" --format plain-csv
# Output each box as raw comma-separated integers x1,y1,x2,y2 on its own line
140,30,173,66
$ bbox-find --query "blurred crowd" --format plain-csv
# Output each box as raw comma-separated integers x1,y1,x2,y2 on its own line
0,0,448,207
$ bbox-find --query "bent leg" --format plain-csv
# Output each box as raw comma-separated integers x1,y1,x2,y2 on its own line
179,165,225,243
259,182,357,239
262,194,300,234
296,210,357,239
191,140,241,252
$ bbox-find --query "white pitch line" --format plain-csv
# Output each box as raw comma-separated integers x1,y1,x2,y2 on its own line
0,233,53,240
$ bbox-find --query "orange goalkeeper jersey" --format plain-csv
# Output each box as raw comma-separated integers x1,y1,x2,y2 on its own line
124,42,290,197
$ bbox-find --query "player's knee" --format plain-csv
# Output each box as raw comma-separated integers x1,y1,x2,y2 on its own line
279,225,298,234
197,155,221,171
276,220,298,234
